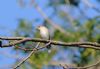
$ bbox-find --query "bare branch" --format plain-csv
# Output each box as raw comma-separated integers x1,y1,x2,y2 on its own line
82,0,100,13
49,61,76,66
60,59,100,69
13,42,40,69
0,37,100,50
60,64,69,69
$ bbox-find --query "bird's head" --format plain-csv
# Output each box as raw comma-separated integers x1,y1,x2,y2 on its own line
37,26,47,31
36,25,50,39
37,26,41,30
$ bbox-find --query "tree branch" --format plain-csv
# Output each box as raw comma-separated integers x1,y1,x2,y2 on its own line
60,59,100,69
0,37,100,50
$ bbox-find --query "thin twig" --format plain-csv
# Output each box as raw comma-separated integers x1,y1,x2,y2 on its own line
13,42,40,69
82,0,100,13
61,59,100,69
14,46,33,51
60,64,69,69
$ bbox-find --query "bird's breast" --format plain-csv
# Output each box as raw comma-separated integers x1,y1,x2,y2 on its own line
40,30,49,39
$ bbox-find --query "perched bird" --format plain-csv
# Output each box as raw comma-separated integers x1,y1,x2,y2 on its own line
37,26,51,52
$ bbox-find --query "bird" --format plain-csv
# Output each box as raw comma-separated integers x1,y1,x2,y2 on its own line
37,26,51,52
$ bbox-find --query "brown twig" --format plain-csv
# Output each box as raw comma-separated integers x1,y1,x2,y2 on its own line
60,64,69,69
14,45,33,51
0,37,100,50
60,59,100,69
13,42,40,69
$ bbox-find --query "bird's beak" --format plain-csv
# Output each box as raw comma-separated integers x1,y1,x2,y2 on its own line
36,27,40,30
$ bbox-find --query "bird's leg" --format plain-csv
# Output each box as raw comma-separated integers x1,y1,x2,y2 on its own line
45,40,51,47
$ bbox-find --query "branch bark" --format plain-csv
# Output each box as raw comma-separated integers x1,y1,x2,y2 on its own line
0,37,100,50
60,59,100,69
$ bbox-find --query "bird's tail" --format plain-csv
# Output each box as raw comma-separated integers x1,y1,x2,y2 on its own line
46,35,51,53
46,34,51,49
